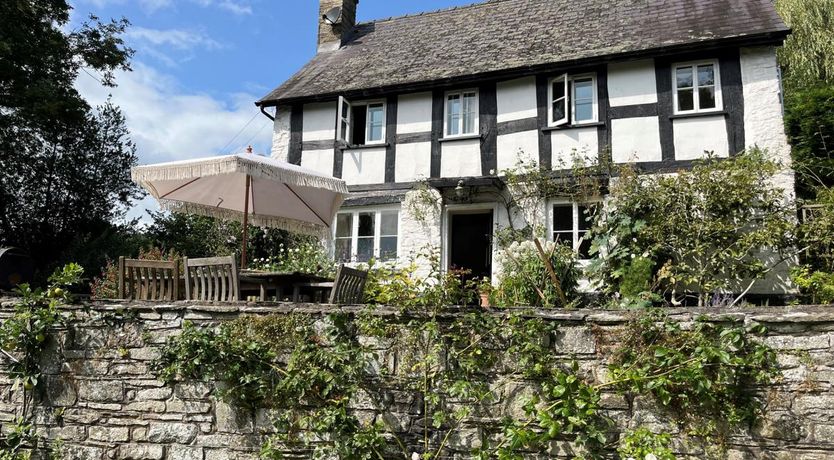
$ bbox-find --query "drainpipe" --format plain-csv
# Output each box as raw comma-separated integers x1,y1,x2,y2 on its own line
259,105,275,121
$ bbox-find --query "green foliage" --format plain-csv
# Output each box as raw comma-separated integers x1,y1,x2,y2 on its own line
0,264,81,459
608,311,778,441
790,266,834,304
250,242,335,277
617,428,676,460
784,85,834,194
492,240,580,308
90,247,180,299
775,0,834,90
588,151,794,306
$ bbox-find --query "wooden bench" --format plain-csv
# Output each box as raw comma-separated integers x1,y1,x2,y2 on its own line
118,257,180,301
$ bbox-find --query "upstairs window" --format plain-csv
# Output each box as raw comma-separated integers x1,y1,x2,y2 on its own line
548,73,598,127
334,209,399,263
673,60,722,114
444,90,478,138
552,202,598,259
337,97,386,146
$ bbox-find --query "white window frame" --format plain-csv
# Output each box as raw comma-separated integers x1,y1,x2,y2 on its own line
547,200,599,261
336,97,387,146
333,207,400,263
672,59,722,115
443,89,479,138
548,73,599,127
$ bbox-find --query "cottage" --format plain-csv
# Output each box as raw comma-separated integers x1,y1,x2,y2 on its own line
256,0,793,292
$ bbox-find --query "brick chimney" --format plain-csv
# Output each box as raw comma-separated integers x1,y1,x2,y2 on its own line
317,0,358,52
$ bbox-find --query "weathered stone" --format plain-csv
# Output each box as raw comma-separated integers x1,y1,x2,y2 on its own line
135,387,173,400
765,335,830,351
216,401,254,434
147,422,199,444
169,445,204,460
125,401,167,413
167,400,212,414
119,444,165,460
175,382,213,399
554,326,596,354
45,375,77,406
78,380,124,403
88,426,130,443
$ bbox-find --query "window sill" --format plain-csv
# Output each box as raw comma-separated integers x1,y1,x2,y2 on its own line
542,122,605,132
439,134,482,143
670,110,727,120
339,143,389,151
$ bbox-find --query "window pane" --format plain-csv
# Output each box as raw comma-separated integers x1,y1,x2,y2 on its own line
341,102,350,118
697,65,715,86
553,205,573,231
367,104,384,141
336,214,353,238
699,86,716,109
358,213,374,237
340,121,348,140
574,79,594,101
553,99,566,122
554,231,573,248
462,93,477,134
357,238,374,262
335,238,352,263
380,211,398,236
677,89,694,111
578,232,592,259
574,101,593,122
578,204,596,231
676,67,693,88
379,236,397,261
447,95,461,135
553,79,565,100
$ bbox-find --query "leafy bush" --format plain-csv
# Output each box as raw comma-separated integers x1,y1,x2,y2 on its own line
785,85,834,195
617,428,676,460
588,151,794,306
791,266,834,304
250,242,335,277
492,240,579,308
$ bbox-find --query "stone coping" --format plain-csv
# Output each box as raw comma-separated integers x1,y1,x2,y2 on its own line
2,296,834,324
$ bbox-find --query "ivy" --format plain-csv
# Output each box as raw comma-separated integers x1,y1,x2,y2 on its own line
617,428,675,460
608,310,778,443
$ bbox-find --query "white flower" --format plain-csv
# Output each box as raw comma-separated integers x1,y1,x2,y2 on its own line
645,454,658,460
411,454,421,460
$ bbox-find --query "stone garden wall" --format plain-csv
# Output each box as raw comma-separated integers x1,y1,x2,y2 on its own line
1,299,834,459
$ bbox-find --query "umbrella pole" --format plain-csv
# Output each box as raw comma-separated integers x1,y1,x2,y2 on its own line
241,175,251,269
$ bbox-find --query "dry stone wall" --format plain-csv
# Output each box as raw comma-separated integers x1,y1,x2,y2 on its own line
1,299,834,459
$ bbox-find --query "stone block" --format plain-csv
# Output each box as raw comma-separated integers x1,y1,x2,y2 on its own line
46,425,87,442
62,444,107,460
147,422,199,444
814,424,834,444
130,347,161,361
167,400,212,414
125,400,167,413
175,382,213,400
169,445,204,460
794,394,834,420
119,444,165,460
135,387,173,401
88,425,130,442
764,335,830,351
45,375,77,406
554,326,596,354
78,380,124,403
216,401,254,434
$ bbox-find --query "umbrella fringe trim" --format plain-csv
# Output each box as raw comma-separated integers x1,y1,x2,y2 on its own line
132,156,348,193
159,201,330,238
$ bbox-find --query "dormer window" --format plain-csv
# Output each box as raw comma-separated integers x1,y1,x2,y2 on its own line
337,97,386,146
548,73,598,127
444,90,479,138
673,60,722,114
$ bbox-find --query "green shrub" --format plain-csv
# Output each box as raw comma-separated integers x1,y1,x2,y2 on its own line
791,266,834,304
617,427,676,460
250,242,335,277
492,240,579,308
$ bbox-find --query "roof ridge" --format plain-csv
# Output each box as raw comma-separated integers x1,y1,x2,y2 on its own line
356,0,514,26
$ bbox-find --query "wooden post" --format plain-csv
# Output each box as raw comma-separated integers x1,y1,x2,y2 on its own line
241,175,251,269
533,238,568,307
117,256,125,299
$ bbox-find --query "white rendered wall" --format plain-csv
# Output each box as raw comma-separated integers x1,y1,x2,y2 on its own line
440,139,482,177
395,142,431,182
302,102,337,142
496,77,537,123
397,92,433,134
299,149,334,177
497,130,539,172
673,115,730,160
611,117,663,163
551,127,598,168
341,147,387,185
271,105,291,161
607,60,658,107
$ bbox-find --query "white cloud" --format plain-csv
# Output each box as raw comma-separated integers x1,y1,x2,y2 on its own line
127,26,224,51
76,62,274,221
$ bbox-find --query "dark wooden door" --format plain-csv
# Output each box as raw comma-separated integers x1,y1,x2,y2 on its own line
449,211,493,283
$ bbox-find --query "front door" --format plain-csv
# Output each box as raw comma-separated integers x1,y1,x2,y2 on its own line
449,211,493,284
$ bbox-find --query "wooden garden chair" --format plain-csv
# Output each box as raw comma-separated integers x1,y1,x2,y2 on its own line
183,256,241,302
293,264,368,304
117,257,180,301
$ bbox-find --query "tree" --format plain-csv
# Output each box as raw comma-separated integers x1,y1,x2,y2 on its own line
775,0,834,91
784,85,834,195
0,0,139,276
588,151,795,307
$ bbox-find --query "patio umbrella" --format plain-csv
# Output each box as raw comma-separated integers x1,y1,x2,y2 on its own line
131,149,348,268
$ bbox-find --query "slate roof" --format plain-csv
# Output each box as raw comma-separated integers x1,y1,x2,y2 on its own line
258,0,789,105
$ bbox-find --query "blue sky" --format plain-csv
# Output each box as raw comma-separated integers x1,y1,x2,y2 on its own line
70,0,476,221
